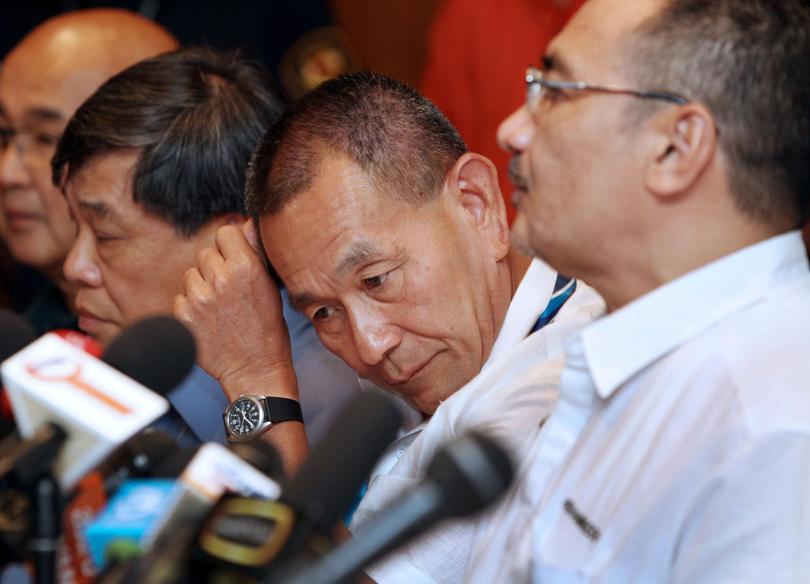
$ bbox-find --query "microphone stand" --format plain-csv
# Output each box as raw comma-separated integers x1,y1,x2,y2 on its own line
0,422,66,584
30,473,60,584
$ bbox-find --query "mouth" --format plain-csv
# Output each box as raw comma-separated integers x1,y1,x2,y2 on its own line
386,352,442,387
3,208,42,229
75,303,114,334
508,157,529,208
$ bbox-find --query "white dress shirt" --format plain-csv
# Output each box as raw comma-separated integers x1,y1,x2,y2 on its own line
466,231,810,583
350,259,605,584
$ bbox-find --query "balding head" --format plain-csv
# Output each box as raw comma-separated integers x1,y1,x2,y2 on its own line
0,9,177,281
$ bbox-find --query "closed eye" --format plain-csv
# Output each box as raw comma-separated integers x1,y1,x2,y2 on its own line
33,133,59,147
94,232,122,244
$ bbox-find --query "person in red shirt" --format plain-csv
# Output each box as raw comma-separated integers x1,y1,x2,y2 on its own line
421,0,585,222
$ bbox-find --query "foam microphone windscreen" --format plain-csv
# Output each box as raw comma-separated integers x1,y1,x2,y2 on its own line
0,309,36,362
282,391,404,536
229,441,285,482
0,310,36,429
101,316,196,397
151,445,202,479
426,431,514,516
92,428,180,490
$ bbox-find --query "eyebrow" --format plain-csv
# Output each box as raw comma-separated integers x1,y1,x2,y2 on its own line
288,291,315,314
23,107,64,124
336,240,383,276
77,200,111,219
288,240,386,313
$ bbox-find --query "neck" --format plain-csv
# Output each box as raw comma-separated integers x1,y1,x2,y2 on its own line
593,219,787,313
507,250,533,298
489,248,532,338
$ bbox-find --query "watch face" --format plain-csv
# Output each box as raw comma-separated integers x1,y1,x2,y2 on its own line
228,398,264,437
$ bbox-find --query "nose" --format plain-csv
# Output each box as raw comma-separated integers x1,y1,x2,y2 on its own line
0,143,31,190
497,106,536,154
63,229,102,288
349,308,402,368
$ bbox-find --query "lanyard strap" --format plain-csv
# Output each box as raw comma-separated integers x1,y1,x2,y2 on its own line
530,275,577,335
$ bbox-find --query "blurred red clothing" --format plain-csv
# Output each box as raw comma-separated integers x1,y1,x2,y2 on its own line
421,0,585,223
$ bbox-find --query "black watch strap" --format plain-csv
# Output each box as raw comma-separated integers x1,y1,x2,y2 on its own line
262,397,303,425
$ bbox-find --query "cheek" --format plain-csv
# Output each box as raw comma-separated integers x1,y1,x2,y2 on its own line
320,328,368,375
100,252,181,321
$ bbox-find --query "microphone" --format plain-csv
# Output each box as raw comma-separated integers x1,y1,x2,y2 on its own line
0,316,195,490
0,310,37,435
196,391,404,576
278,431,514,584
101,316,196,398
0,316,191,582
86,440,283,575
0,423,67,564
0,310,37,361
57,429,179,584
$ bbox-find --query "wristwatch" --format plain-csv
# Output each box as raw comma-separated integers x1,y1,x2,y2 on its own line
223,395,303,442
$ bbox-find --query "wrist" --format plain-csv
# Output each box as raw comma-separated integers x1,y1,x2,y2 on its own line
221,363,299,403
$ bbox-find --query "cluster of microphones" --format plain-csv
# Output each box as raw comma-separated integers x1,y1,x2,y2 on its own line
0,310,514,584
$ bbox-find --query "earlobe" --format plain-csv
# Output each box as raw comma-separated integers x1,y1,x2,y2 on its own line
645,103,718,199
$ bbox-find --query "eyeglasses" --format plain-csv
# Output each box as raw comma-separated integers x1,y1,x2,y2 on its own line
0,125,60,165
525,66,688,114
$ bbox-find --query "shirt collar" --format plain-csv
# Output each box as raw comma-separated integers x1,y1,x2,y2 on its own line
581,231,809,399
487,258,558,366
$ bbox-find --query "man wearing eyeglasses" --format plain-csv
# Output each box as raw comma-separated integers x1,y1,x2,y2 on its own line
466,0,810,581
0,10,177,334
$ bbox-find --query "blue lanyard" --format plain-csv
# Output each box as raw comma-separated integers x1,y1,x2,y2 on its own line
530,275,577,335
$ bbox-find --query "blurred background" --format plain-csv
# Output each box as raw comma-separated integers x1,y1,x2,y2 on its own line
0,0,583,222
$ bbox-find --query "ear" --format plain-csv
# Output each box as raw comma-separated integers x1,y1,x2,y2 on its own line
644,103,718,199
444,152,510,260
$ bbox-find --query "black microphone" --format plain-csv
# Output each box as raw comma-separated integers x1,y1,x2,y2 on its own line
88,429,179,495
0,310,37,362
278,431,514,584
101,315,197,397
229,440,285,484
195,391,404,576
0,310,37,438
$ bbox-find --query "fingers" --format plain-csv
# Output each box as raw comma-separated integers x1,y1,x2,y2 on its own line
215,224,258,261
173,293,191,326
196,246,225,283
182,264,210,300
